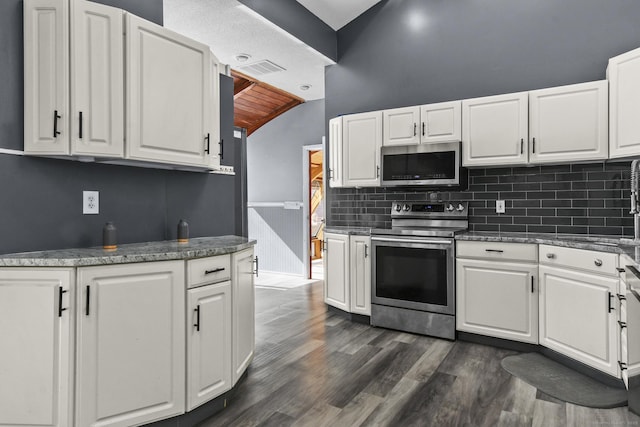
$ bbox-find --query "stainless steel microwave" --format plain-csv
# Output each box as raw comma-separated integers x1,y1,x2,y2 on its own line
381,142,463,187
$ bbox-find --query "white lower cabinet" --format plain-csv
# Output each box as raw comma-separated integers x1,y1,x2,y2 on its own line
539,245,619,377
232,248,255,385
187,281,232,411
324,232,371,316
75,261,186,427
456,242,538,344
0,268,75,427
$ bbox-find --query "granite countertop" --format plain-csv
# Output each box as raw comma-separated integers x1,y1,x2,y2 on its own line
0,236,256,267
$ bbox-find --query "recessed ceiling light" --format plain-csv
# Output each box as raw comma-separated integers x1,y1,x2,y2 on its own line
235,53,251,63
299,84,312,91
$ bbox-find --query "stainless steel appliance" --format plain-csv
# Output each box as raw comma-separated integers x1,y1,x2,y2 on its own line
370,201,468,340
380,142,464,187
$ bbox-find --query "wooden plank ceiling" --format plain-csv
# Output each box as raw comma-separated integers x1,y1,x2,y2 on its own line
232,69,305,136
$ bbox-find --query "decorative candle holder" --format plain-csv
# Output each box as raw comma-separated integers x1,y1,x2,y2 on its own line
177,219,189,244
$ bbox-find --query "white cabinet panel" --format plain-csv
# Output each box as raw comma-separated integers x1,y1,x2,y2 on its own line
457,259,538,344
342,111,382,187
608,47,640,159
208,52,222,168
539,264,619,377
350,235,371,316
383,106,420,146
70,0,124,157
421,100,461,143
0,268,74,427
126,13,212,167
76,261,185,427
232,248,255,385
187,281,232,410
24,0,69,154
529,81,608,164
328,117,343,188
462,92,528,166
324,232,350,311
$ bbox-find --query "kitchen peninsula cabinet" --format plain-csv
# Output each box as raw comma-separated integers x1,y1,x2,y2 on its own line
342,111,382,187
539,245,620,377
529,80,608,164
0,269,74,427
608,46,640,159
25,0,124,157
75,261,186,427
456,241,538,344
462,92,529,166
232,247,256,385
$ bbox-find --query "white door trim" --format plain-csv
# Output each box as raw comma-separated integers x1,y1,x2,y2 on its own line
302,141,325,279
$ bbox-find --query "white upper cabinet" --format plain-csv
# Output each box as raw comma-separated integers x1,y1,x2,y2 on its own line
462,92,529,166
421,100,462,143
608,47,640,159
529,80,608,164
126,13,212,168
383,106,420,146
342,111,382,187
70,0,124,157
208,51,222,169
24,0,70,154
328,117,343,188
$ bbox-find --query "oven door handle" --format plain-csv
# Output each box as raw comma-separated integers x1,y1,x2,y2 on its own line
371,236,453,245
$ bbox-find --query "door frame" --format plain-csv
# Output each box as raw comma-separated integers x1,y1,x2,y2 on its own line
302,140,325,279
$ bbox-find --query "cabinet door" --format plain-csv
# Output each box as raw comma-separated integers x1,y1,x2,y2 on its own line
529,81,608,164
539,265,619,377
70,0,124,157
350,236,371,316
24,0,70,155
0,268,74,427
342,111,382,187
462,92,528,166
383,106,420,146
76,261,185,427
456,259,538,344
609,47,640,159
328,117,343,188
231,248,255,385
187,281,232,411
126,13,212,168
324,233,350,311
421,100,462,143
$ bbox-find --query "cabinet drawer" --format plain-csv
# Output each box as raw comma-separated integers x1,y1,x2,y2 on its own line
539,244,618,276
456,241,537,262
187,255,231,288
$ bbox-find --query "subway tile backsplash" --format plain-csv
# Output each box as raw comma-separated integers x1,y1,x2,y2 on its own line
327,162,634,236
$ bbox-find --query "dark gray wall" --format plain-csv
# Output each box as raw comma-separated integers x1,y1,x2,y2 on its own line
0,0,239,254
326,0,640,118
237,0,337,61
247,100,324,202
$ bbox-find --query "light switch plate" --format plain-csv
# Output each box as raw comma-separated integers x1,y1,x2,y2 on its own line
83,191,99,215
496,200,505,214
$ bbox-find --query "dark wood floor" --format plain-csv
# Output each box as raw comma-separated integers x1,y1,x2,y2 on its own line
199,281,640,427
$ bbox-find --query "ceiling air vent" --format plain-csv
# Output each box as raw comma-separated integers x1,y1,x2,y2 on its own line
237,59,286,76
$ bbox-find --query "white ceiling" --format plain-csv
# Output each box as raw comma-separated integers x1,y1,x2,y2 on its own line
164,0,380,101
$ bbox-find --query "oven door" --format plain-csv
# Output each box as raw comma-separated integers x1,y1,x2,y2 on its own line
371,235,455,315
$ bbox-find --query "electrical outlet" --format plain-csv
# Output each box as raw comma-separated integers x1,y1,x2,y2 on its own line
83,191,99,215
496,200,506,214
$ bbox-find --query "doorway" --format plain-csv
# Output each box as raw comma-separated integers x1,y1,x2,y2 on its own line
302,143,325,280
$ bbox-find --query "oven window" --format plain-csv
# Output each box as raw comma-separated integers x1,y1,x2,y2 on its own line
383,151,456,181
375,246,448,306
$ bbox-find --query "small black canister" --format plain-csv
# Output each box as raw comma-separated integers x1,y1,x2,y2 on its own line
103,222,117,250
177,219,189,243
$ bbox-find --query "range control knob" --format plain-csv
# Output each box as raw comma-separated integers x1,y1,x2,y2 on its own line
446,203,455,212
456,203,465,212
402,204,411,212
393,203,402,212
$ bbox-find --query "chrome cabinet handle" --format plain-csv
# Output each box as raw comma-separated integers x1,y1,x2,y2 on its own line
205,267,225,275
413,123,417,136
546,253,555,259
485,249,504,253
364,244,368,258
594,259,603,267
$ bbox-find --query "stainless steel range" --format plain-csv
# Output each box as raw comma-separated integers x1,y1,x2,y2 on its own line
370,201,468,340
